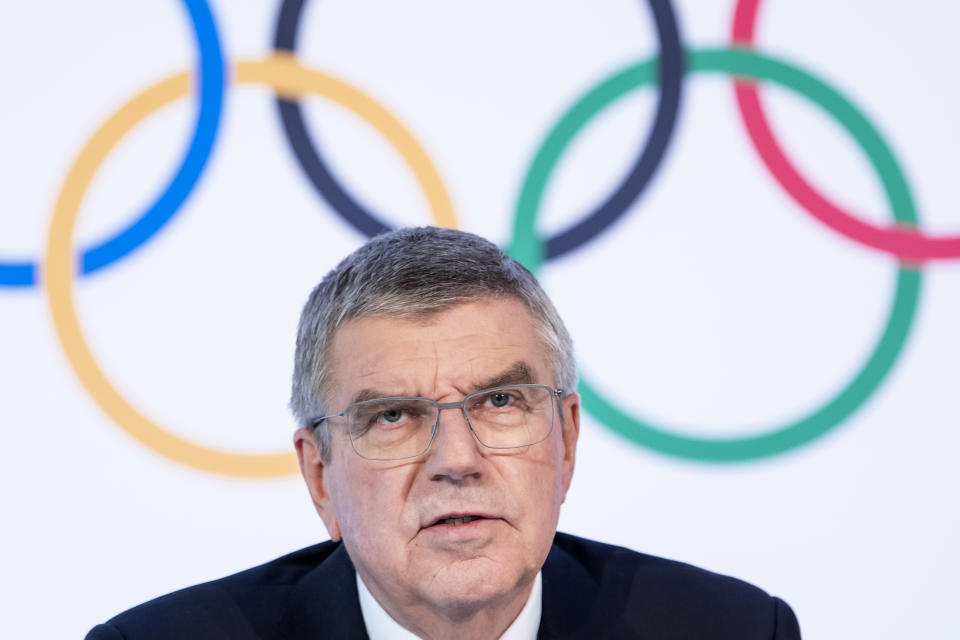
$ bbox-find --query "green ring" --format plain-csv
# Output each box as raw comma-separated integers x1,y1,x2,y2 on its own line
510,47,922,461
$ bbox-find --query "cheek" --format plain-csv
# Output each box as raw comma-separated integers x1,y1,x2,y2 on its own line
541,440,568,519
511,443,567,527
332,465,411,544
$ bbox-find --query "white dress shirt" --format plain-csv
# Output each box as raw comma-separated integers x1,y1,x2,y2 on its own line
356,571,543,639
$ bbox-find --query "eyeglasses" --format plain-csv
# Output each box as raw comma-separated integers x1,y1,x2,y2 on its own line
310,384,563,461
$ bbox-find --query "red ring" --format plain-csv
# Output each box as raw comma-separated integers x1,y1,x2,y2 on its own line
731,0,960,261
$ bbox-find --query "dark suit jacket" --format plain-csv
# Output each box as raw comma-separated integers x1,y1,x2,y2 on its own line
86,532,800,639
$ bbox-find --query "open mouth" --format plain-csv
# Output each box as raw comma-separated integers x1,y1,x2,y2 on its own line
433,515,487,527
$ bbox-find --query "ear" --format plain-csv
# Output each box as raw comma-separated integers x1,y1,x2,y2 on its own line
559,393,580,503
294,428,342,541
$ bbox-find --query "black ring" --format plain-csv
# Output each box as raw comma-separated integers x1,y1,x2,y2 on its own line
272,0,684,258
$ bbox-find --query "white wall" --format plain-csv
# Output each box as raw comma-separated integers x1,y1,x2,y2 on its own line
2,1,958,637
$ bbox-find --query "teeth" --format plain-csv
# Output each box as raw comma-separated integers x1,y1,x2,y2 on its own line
438,516,481,526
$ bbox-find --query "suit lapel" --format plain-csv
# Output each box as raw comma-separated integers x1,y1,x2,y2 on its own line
274,537,615,639
538,541,600,639
276,542,369,639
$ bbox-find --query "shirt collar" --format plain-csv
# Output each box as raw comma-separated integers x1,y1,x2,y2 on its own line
356,571,543,639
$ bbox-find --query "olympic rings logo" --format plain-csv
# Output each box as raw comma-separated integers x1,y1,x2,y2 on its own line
3,0,952,475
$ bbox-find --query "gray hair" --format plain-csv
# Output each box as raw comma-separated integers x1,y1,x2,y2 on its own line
290,226,576,459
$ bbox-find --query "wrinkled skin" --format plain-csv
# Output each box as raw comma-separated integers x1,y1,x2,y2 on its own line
295,297,579,639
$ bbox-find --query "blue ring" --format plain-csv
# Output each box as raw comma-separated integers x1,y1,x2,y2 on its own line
0,0,225,288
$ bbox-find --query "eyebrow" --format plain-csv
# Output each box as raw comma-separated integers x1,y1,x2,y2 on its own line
345,361,538,406
474,361,536,391
349,388,393,405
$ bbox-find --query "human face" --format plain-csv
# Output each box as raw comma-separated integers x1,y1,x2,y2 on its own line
295,297,579,621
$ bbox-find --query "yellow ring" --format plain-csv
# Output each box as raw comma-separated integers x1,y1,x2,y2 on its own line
43,55,457,477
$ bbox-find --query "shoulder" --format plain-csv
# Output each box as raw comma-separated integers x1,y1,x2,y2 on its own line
542,532,801,639
86,541,356,640
550,531,775,601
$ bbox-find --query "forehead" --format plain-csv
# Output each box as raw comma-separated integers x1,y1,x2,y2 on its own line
327,297,551,401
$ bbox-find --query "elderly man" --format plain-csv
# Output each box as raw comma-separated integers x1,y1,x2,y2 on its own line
88,227,800,639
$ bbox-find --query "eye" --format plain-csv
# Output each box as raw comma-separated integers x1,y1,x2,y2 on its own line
486,391,515,408
378,408,406,424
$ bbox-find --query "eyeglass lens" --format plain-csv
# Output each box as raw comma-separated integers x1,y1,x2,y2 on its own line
345,385,556,460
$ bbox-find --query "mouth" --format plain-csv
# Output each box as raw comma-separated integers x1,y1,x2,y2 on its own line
426,512,497,529
433,515,486,526
420,512,500,545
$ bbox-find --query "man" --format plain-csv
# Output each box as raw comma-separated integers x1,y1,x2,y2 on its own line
88,227,801,639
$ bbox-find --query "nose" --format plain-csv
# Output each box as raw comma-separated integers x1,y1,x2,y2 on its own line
424,406,484,482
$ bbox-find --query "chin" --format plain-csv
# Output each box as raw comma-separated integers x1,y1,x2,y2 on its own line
419,556,529,613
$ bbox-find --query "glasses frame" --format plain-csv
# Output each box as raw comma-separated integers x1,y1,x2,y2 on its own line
309,384,564,461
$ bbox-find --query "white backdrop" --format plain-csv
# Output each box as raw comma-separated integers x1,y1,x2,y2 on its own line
2,1,959,637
